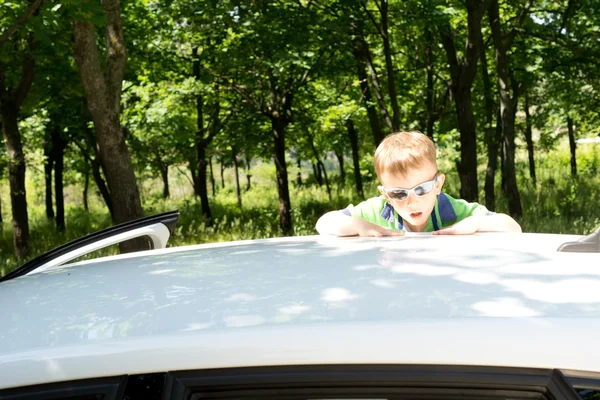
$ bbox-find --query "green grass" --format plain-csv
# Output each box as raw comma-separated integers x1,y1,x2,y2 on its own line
1,142,599,277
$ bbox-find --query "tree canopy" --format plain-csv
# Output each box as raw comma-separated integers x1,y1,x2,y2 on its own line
1,0,599,263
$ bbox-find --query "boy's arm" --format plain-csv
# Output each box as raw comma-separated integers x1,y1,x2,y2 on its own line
433,213,522,235
316,211,404,237
478,213,522,232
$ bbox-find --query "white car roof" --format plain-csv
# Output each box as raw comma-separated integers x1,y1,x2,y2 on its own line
1,233,599,390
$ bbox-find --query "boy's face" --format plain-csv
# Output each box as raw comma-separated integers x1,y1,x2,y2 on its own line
378,163,445,232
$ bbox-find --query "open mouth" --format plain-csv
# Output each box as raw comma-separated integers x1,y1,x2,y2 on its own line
410,212,422,218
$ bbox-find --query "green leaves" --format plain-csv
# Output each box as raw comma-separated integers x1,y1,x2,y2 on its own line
71,1,106,25
2,0,600,241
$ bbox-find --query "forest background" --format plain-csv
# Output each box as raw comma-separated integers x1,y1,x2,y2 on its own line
1,0,600,275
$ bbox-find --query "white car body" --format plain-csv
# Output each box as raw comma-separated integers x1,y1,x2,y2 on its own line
1,230,600,397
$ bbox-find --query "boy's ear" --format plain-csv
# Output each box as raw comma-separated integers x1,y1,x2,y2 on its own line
436,173,446,194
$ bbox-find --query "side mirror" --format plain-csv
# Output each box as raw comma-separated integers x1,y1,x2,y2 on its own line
557,226,600,253
0,211,180,282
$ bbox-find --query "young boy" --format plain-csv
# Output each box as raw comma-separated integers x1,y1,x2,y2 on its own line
315,131,521,236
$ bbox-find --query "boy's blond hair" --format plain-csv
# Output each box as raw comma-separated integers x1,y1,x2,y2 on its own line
374,131,437,180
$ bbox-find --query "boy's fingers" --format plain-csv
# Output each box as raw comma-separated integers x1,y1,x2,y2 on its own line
433,228,456,235
382,229,404,236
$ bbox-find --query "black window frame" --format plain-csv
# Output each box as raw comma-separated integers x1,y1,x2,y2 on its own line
0,210,179,283
163,364,582,400
564,369,600,391
0,375,127,400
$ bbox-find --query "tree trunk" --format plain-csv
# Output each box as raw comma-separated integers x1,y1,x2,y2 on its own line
220,160,225,189
319,161,332,200
0,25,35,258
189,159,199,196
335,150,345,184
479,30,497,211
83,165,90,212
76,132,113,215
425,28,435,141
193,48,213,223
44,141,55,220
439,1,494,202
524,94,536,185
355,34,393,131
498,110,506,191
152,149,170,198
296,157,302,186
313,162,323,186
352,32,384,147
499,102,522,217
197,145,213,222
307,131,331,200
91,156,114,217
73,0,146,253
489,0,522,217
567,117,577,177
245,157,252,191
454,92,480,202
161,164,169,198
272,118,293,235
1,102,29,258
379,0,400,130
53,128,65,232
346,119,364,199
232,147,242,208
209,156,216,196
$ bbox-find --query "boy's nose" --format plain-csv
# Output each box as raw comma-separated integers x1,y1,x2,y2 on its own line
406,192,419,207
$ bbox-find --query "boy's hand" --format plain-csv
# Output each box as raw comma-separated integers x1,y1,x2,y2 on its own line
432,216,481,235
432,213,522,235
357,224,404,237
316,211,404,237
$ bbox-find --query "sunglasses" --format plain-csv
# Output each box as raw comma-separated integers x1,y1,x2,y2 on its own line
378,174,438,201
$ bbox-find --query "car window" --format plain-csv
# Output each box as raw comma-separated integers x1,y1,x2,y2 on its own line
578,390,600,400
122,373,166,400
